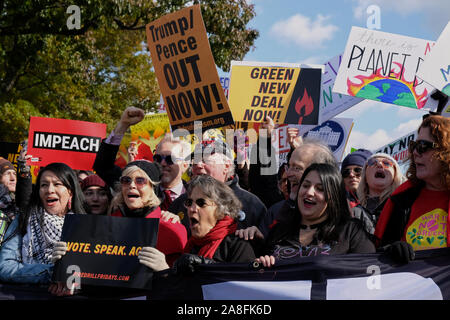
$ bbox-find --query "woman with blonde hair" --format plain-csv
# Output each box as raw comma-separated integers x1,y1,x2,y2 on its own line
352,153,406,235
375,115,450,262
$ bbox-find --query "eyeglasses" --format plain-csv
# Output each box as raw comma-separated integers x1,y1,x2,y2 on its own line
408,140,438,155
367,158,394,169
153,154,182,165
184,198,214,209
119,176,148,187
342,167,362,178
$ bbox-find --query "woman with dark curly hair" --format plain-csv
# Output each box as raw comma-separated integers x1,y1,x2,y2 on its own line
375,115,450,257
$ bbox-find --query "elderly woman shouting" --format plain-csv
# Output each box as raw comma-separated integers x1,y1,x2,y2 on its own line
352,153,405,235
138,175,256,272
375,115,450,259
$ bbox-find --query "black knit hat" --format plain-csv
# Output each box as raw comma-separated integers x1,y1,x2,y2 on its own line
0,157,15,175
124,160,162,184
341,149,372,172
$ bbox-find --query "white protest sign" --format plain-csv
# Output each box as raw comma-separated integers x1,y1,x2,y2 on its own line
373,130,417,165
333,26,438,111
319,54,363,123
302,118,354,162
417,21,450,96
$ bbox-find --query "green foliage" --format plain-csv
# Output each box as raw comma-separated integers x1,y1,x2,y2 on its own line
0,0,258,142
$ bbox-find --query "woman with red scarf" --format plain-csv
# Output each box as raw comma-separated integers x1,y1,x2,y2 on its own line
138,175,256,272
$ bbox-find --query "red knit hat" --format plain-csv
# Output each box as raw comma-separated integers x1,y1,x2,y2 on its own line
80,174,107,191
0,157,15,175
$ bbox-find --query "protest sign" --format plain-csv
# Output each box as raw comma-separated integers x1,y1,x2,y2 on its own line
220,76,230,99
318,54,363,123
334,27,438,111
146,5,234,133
114,113,171,168
228,61,322,125
417,21,450,96
302,118,353,162
53,214,159,290
442,100,450,118
27,117,106,170
373,130,417,165
0,141,40,183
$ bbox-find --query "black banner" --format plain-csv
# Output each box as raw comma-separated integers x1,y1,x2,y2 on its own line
53,214,159,290
152,248,450,300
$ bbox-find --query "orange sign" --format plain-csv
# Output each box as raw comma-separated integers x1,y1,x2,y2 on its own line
146,5,234,133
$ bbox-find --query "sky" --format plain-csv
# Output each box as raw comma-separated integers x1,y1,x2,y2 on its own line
219,0,450,159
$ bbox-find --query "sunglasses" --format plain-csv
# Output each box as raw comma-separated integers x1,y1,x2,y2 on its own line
184,198,213,209
408,140,438,155
153,154,182,165
119,176,148,186
342,167,362,178
367,158,393,169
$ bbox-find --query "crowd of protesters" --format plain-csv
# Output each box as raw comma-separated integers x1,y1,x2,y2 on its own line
0,106,448,298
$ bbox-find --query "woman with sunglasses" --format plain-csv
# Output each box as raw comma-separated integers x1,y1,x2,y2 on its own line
375,115,450,257
109,162,187,267
137,175,256,274
352,153,405,236
256,163,375,267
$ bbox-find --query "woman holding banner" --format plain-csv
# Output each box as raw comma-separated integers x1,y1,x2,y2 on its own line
138,175,256,273
107,161,187,267
375,115,450,259
0,162,87,287
256,163,375,267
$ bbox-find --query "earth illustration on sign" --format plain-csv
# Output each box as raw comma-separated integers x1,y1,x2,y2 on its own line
347,63,428,109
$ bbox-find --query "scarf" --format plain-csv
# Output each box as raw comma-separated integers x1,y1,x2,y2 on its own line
22,207,65,265
184,216,237,259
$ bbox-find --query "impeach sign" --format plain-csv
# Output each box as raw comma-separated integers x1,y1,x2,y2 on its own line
146,5,234,133
53,214,159,290
27,117,106,170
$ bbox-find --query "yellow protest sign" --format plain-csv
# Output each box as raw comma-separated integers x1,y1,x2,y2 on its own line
228,62,300,124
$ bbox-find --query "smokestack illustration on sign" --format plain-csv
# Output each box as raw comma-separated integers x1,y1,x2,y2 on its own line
283,68,321,126
295,88,314,125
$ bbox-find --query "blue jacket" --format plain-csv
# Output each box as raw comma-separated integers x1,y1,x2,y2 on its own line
0,217,53,284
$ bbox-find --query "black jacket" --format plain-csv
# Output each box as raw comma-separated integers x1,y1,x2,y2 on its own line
248,135,284,209
189,234,256,263
170,175,267,237
263,218,376,258
352,197,387,236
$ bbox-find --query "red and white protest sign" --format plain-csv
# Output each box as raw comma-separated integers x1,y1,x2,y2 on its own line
27,117,106,170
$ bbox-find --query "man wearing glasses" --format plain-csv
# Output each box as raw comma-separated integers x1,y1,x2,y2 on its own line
153,136,190,211
169,138,267,237
340,149,372,208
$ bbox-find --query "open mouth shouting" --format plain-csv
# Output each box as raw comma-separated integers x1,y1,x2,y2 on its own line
45,197,59,207
374,170,386,179
302,197,317,209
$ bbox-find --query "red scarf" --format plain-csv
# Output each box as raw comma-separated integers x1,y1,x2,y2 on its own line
184,216,237,259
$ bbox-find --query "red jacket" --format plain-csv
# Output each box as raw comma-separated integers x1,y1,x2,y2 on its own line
375,180,450,248
112,206,187,266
